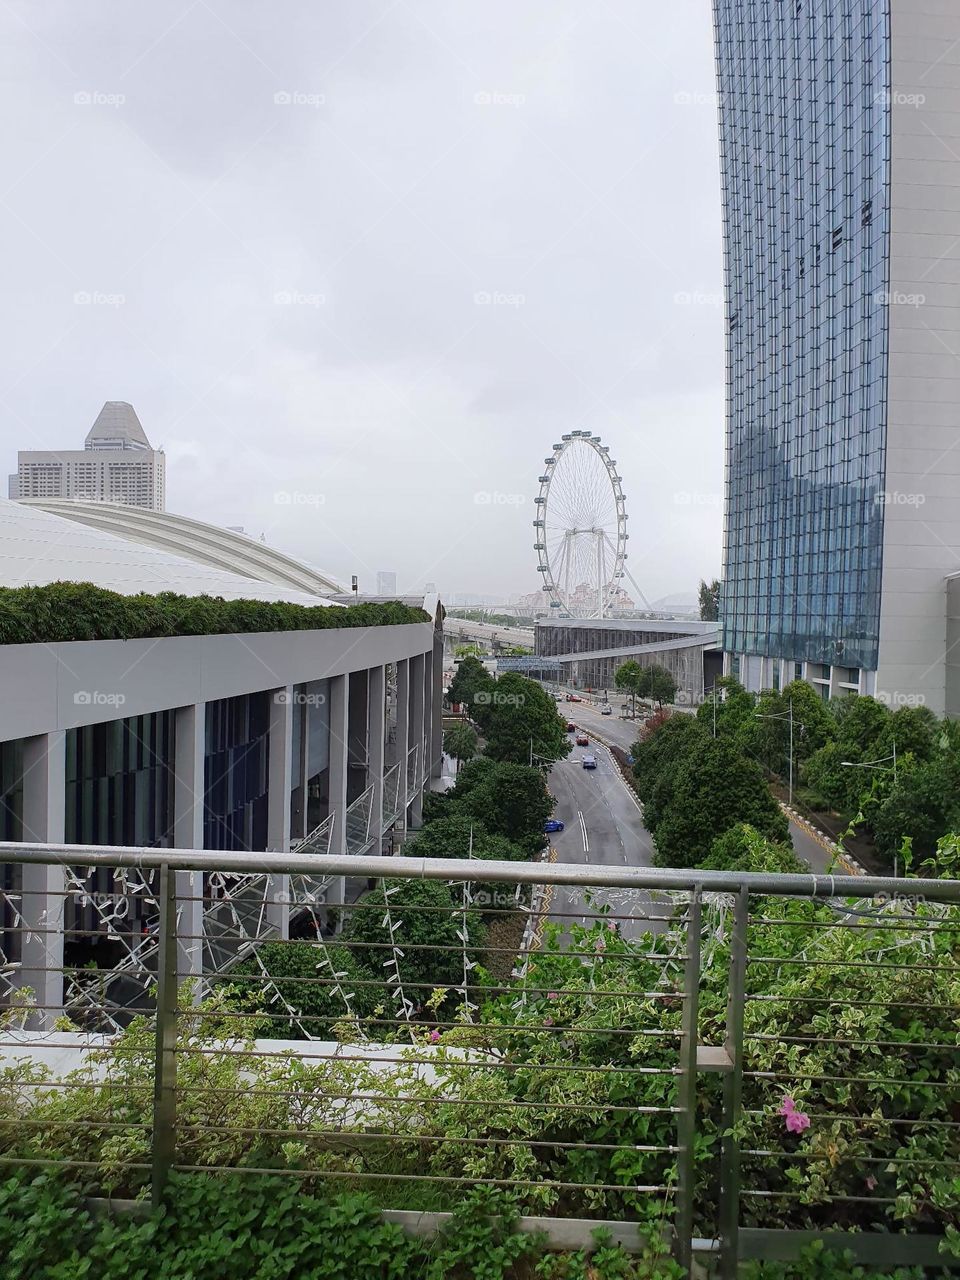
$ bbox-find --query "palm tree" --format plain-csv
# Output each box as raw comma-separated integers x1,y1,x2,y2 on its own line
443,722,479,773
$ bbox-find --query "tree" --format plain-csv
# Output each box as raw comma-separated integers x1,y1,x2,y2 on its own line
344,879,484,995
700,822,804,874
615,660,646,717
443,722,478,773
446,655,493,712
698,578,721,622
452,761,553,852
646,664,677,708
229,942,384,1039
697,675,755,739
872,754,960,866
650,736,790,868
631,713,707,823
478,674,572,766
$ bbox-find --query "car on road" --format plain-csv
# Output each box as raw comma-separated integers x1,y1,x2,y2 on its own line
544,818,565,833
575,733,589,746
581,754,597,769
566,722,576,732
565,693,581,702
601,704,613,715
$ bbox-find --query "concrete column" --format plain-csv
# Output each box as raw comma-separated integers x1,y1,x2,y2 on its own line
409,652,426,829
327,673,349,918
290,693,309,842
20,731,66,1029
431,630,444,780
394,659,410,845
368,665,386,854
173,704,205,985
266,687,293,939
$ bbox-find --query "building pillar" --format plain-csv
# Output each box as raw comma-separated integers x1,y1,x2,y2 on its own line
20,731,66,1030
409,652,426,829
290,692,309,842
368,665,386,853
173,704,205,986
431,630,444,780
328,673,349,920
266,687,293,939
394,658,410,846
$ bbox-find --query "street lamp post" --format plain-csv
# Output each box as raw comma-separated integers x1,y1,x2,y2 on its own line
754,697,800,806
840,746,899,872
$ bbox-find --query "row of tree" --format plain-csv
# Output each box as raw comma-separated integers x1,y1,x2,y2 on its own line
698,676,960,872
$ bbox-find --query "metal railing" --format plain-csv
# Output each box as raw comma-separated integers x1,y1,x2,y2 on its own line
0,843,957,1274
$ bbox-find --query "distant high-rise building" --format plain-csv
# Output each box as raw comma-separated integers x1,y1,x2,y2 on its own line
10,402,165,510
376,571,398,596
715,1,960,714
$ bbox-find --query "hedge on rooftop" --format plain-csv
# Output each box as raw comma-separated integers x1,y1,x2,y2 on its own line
0,582,429,644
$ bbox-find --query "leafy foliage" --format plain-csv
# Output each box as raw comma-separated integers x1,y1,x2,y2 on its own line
474,673,572,766
0,581,428,644
447,655,494,711
443,721,479,771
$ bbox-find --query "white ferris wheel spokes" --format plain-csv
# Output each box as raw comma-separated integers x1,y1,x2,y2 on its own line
533,431,629,619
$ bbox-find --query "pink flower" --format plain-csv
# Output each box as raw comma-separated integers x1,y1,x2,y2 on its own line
547,991,559,1001
778,1095,796,1116
429,1029,441,1043
865,1175,878,1191
785,1110,810,1134
543,1016,554,1027
594,938,606,953
608,921,617,932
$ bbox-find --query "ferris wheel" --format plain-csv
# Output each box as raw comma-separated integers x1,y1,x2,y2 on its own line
533,431,630,619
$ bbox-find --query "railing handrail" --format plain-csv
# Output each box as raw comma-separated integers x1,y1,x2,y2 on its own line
2,842,958,903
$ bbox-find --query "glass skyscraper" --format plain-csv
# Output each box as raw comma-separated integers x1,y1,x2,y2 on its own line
714,1,960,714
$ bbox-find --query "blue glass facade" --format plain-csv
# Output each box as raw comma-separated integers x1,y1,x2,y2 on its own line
715,1,891,671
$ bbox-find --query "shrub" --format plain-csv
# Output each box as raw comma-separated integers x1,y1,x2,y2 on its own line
0,582,428,645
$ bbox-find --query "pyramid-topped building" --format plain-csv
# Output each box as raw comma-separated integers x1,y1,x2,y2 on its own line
10,400,165,509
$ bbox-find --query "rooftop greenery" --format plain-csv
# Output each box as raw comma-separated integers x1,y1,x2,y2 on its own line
0,582,429,645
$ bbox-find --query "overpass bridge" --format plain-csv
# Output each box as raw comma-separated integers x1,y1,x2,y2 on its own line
443,615,535,649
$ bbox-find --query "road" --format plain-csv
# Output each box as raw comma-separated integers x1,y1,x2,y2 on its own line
554,691,839,876
546,737,668,939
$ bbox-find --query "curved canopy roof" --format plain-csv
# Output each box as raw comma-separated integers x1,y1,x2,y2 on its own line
18,500,343,596
0,499,338,605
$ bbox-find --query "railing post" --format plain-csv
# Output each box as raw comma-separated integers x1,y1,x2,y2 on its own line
719,887,749,1280
152,863,179,1207
675,888,701,1274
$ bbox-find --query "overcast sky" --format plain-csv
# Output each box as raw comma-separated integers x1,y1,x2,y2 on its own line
0,1,724,602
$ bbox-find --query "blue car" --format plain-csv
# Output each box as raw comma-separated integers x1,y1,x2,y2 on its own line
544,818,565,834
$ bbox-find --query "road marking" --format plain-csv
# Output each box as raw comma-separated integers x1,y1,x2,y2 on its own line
577,809,589,854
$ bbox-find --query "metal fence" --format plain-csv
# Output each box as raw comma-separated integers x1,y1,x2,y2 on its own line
0,843,957,1276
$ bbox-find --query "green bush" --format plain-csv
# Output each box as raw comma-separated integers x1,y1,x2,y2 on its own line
0,582,428,645
227,941,386,1039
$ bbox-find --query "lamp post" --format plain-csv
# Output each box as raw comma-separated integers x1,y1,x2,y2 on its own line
840,746,899,872
753,698,801,806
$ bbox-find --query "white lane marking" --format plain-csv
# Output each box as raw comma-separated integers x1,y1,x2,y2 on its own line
577,809,589,854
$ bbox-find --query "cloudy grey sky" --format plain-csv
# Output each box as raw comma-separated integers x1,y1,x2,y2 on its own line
0,1,724,601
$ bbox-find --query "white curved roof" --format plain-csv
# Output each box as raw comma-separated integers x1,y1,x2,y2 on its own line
0,499,339,606
18,499,343,595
